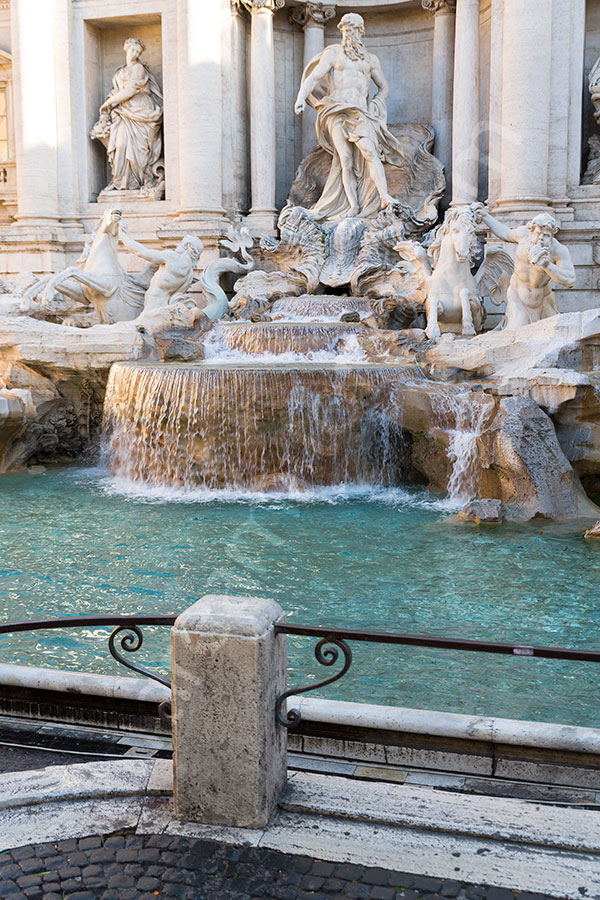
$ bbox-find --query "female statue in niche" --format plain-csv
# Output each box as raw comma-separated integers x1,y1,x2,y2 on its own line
91,37,164,198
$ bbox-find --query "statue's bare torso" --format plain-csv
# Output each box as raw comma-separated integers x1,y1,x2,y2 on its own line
323,45,374,110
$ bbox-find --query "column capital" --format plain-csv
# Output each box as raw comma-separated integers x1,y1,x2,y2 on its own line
422,0,456,14
239,0,285,13
289,2,336,28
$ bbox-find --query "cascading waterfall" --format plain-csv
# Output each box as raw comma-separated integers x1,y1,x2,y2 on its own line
103,362,417,491
430,389,493,501
203,322,366,359
270,295,371,320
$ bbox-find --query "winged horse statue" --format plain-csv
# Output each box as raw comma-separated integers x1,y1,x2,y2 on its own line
395,204,513,340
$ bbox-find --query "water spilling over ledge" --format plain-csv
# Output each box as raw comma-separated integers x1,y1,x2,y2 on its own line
103,361,428,491
270,296,371,321
202,322,398,361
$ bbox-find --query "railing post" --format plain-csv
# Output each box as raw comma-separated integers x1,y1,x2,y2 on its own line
171,594,287,827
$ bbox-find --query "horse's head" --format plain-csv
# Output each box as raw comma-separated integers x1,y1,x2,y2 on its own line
99,207,123,237
428,206,481,267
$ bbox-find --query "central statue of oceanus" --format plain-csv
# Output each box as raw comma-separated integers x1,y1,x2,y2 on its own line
294,12,414,222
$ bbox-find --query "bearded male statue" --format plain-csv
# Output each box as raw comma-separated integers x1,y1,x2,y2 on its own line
294,13,414,222
475,207,576,330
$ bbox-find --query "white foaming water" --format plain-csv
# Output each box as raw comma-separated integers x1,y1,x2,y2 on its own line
201,324,368,364
77,466,456,512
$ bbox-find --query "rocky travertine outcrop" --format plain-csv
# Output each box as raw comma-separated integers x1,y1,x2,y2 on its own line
476,397,598,520
0,316,157,470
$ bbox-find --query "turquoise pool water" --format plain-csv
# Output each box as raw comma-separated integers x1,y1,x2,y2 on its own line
0,466,598,728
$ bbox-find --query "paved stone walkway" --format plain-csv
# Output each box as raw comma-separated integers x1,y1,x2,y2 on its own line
0,833,561,900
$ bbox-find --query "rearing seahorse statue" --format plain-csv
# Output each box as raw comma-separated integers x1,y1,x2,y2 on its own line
200,226,255,322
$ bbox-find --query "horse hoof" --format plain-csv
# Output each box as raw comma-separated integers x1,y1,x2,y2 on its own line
462,326,476,337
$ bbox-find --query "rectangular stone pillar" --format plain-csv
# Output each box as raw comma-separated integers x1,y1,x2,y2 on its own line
171,594,287,827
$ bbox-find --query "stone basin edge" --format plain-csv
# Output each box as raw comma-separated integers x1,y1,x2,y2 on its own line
0,662,598,755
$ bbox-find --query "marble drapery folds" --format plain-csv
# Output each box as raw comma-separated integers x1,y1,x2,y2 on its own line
300,62,415,221
91,39,164,198
106,65,163,191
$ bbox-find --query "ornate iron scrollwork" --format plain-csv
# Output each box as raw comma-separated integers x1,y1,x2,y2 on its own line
276,637,352,729
108,624,172,689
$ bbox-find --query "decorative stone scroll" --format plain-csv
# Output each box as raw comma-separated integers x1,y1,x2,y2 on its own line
421,0,457,13
239,0,285,11
289,3,336,27
90,38,164,201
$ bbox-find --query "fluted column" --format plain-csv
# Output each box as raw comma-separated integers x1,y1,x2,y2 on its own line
496,0,552,216
290,3,336,159
242,0,284,233
422,1,456,202
451,0,479,204
175,0,226,223
229,1,250,215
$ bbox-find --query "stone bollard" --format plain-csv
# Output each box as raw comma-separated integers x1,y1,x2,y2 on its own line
171,594,287,827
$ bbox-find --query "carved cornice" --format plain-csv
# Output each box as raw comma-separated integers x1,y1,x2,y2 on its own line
289,2,336,28
239,0,285,13
421,0,456,14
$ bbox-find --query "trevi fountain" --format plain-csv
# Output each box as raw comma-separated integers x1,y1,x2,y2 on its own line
0,1,599,728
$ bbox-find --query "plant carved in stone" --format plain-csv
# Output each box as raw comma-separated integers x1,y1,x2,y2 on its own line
289,3,336,28
421,0,457,13
90,38,164,200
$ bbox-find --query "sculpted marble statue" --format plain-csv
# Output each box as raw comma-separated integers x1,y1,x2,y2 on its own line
22,208,151,324
294,13,409,221
476,208,576,329
395,205,487,340
589,57,600,125
119,228,203,318
91,38,164,197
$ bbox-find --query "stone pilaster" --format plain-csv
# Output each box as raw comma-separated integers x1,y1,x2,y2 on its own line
451,0,479,204
567,0,586,191
241,0,284,233
290,3,336,159
2,0,83,273
422,0,456,203
11,0,60,225
496,0,553,217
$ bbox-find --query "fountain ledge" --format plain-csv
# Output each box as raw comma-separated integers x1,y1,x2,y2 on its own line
1,662,599,766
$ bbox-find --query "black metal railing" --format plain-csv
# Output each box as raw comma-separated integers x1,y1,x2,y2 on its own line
0,615,177,721
274,623,600,728
2,616,599,732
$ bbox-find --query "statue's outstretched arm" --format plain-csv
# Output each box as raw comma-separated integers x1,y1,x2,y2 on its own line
479,210,518,244
120,228,167,266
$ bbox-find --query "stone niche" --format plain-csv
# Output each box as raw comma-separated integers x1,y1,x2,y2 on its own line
583,0,600,183
83,14,163,203
273,3,437,211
